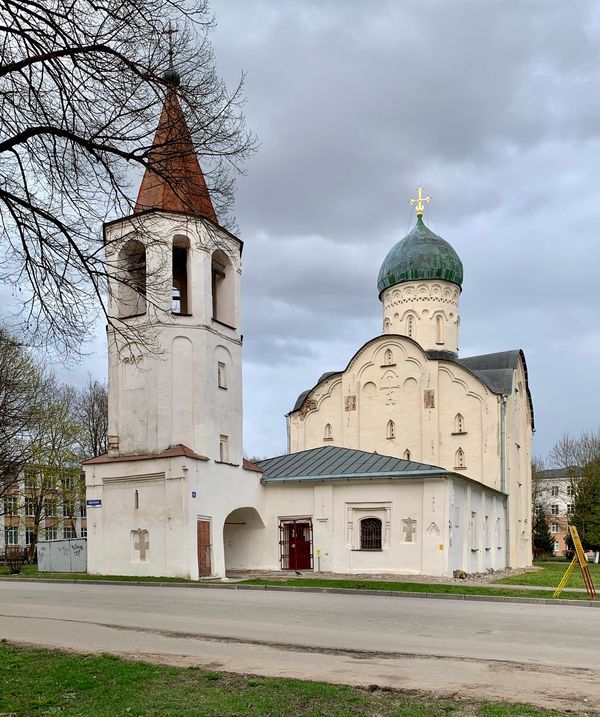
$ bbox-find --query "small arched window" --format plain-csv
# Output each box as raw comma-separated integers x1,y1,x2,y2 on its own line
360,518,382,550
118,239,146,317
384,348,393,365
455,447,466,469
386,420,395,439
403,449,411,461
383,318,391,334
324,423,333,440
454,413,465,434
436,315,444,344
407,315,415,338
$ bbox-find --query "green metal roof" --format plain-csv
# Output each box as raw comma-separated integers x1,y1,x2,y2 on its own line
256,445,446,484
377,217,463,295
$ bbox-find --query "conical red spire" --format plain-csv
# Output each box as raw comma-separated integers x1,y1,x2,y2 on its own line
134,87,218,222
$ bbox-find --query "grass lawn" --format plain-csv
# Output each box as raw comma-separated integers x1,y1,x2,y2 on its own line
1,564,596,599
0,643,583,717
240,577,594,600
492,561,600,589
0,564,193,583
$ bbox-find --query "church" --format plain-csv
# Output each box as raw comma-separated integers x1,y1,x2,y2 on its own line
83,70,534,580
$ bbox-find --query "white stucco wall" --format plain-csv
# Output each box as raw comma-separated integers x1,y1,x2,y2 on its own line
218,475,506,577
288,334,532,569
381,280,461,353
104,212,243,465
85,454,264,579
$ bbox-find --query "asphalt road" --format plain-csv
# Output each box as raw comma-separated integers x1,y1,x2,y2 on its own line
1,581,599,710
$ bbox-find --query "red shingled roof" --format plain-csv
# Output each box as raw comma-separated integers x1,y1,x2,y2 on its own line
82,443,209,465
243,458,263,473
134,87,218,221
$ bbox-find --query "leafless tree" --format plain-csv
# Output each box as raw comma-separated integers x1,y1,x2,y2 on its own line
0,1,255,354
0,327,42,505
74,377,108,460
550,431,600,473
20,375,82,559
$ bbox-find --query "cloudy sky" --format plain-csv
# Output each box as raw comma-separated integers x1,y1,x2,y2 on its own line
68,0,600,461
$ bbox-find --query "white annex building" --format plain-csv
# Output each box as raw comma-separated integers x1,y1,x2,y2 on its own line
84,74,534,579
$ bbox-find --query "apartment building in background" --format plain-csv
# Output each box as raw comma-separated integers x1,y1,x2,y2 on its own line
534,467,581,555
1,465,87,556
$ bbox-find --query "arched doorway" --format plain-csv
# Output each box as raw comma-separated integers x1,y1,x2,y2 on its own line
223,507,265,572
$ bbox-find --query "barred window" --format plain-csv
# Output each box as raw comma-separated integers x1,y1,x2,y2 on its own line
360,518,382,550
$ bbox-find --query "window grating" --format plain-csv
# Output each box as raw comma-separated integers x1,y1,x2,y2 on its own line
360,518,382,550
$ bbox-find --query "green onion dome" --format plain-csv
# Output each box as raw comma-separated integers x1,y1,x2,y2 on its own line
377,216,463,296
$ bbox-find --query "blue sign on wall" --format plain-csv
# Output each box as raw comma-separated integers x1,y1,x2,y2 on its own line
86,499,102,507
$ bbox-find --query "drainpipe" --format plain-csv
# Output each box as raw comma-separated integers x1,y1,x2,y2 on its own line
500,395,510,567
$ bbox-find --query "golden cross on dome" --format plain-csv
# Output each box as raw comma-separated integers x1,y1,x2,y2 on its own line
409,186,431,218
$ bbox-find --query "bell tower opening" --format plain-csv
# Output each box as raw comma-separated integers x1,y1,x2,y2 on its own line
118,239,146,318
172,236,190,315
211,249,235,327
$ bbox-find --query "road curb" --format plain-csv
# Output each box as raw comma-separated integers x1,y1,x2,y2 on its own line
0,576,597,606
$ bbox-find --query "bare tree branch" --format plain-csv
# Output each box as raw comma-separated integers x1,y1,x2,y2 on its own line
0,0,256,354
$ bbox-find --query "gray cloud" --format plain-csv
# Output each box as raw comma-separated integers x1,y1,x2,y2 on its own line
209,0,600,459
49,1,600,462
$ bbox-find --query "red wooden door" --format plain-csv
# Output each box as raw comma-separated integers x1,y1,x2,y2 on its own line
282,521,312,570
197,520,211,577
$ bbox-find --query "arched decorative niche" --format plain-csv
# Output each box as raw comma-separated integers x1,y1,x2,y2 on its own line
386,419,395,440
406,315,415,339
172,235,190,314
118,239,146,317
211,249,235,327
453,413,466,434
323,423,333,441
383,348,394,366
455,447,466,469
383,318,391,334
362,381,376,397
403,449,411,461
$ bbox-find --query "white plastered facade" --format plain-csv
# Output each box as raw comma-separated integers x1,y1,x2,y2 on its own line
288,281,533,570
84,210,265,579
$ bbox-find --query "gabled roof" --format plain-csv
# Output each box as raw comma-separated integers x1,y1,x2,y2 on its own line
243,458,263,473
537,467,582,480
256,445,446,483
458,349,521,372
458,349,534,429
289,338,534,430
134,87,218,222
82,443,209,465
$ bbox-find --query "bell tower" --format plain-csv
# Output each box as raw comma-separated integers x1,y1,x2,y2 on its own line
104,72,243,466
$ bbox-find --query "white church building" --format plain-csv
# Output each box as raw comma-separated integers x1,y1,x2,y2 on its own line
84,73,533,579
